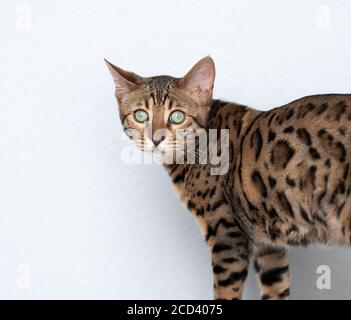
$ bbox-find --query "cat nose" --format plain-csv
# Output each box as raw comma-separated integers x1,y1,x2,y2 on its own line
152,136,165,147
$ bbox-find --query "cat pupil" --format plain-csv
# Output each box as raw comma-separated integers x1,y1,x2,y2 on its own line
134,110,148,123
170,110,185,124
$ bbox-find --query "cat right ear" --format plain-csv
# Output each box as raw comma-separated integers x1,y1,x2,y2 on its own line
176,56,216,106
104,59,142,102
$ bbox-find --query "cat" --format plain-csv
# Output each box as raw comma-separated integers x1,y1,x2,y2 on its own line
106,56,351,300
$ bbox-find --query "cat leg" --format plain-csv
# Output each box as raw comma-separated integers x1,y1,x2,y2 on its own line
206,219,252,300
253,244,290,300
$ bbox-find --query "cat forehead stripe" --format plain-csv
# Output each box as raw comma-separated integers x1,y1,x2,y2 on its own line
146,76,176,105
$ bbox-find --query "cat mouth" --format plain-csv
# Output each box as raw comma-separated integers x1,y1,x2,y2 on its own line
151,145,171,154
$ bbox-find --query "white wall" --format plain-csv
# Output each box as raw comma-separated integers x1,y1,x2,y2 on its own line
1,0,351,299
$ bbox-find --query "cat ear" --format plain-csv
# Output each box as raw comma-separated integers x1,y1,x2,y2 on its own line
177,56,215,105
105,59,143,102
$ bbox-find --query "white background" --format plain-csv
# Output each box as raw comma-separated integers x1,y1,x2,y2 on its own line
1,0,351,299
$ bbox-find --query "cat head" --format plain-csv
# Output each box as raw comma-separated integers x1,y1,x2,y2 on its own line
105,57,215,158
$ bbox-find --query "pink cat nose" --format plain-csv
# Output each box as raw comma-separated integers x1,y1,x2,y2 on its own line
152,136,165,147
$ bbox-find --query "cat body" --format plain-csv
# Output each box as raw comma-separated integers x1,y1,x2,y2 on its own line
106,57,351,299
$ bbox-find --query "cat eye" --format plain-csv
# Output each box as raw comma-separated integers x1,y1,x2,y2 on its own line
133,109,149,123
169,110,185,124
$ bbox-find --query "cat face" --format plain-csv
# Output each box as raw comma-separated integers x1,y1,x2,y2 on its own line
105,57,215,160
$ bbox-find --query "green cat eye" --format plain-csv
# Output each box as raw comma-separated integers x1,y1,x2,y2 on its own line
134,109,149,123
170,110,185,124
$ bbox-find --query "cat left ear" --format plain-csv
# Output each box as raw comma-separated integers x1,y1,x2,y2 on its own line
177,56,215,105
105,59,143,102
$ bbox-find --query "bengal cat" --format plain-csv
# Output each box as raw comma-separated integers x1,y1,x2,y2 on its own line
106,56,351,300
